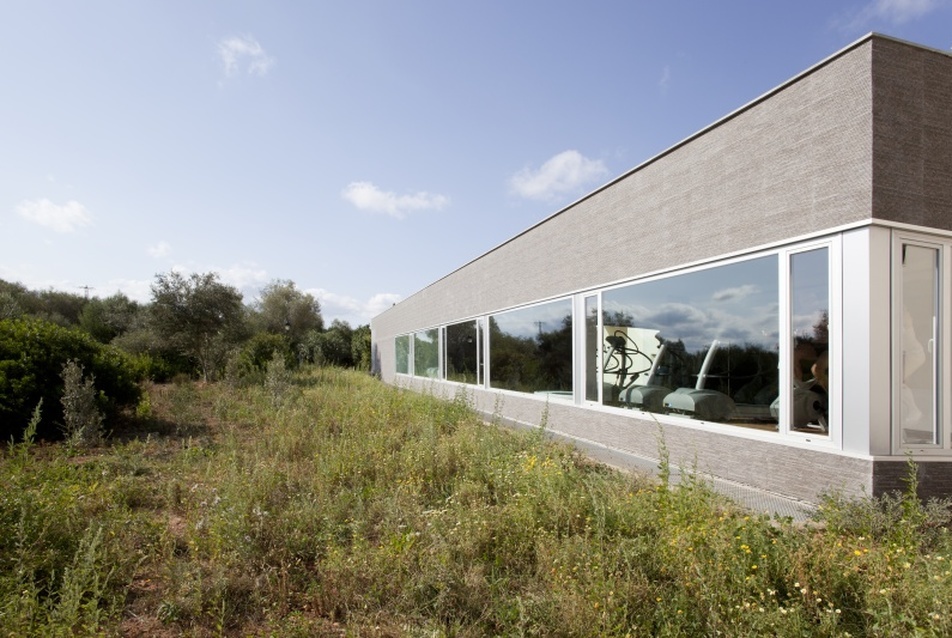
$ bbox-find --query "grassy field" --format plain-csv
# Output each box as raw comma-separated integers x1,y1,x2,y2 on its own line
1,366,951,637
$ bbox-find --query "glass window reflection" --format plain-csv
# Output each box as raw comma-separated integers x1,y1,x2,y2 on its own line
789,248,830,434
489,299,573,396
445,320,479,384
602,256,780,429
585,296,599,402
395,335,410,375
414,329,439,378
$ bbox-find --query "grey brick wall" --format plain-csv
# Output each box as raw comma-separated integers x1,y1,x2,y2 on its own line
872,38,952,228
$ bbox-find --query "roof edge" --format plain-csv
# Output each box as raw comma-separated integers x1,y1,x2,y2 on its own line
380,32,938,318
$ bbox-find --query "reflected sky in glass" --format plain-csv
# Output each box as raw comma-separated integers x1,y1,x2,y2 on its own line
492,299,572,340
603,255,778,351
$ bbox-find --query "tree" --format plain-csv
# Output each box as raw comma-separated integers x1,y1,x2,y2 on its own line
31,288,88,326
0,279,27,320
79,293,141,343
352,324,372,372
253,280,323,343
0,317,141,441
149,271,245,381
308,320,353,367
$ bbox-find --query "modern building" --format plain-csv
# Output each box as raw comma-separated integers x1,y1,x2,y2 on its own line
370,33,952,503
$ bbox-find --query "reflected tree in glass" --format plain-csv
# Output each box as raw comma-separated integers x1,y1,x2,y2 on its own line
601,255,779,425
489,299,573,395
445,320,479,384
395,335,410,375
414,329,439,378
789,248,830,433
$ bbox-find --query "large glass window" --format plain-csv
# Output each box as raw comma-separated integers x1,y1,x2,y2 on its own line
489,299,573,395
395,334,410,375
445,320,479,384
414,329,440,378
789,248,830,434
602,255,779,429
899,243,939,446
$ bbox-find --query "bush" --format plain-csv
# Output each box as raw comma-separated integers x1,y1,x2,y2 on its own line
60,359,104,446
0,318,142,441
226,333,293,385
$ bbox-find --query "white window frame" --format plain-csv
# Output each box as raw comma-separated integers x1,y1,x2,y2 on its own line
892,232,950,455
484,296,576,401
779,238,841,448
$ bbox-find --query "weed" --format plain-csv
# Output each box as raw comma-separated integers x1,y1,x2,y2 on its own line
264,349,295,408
60,359,104,447
22,399,41,446
2,368,951,636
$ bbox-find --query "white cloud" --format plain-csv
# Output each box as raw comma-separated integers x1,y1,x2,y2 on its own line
167,261,270,301
309,288,402,326
15,198,92,233
148,241,171,258
712,284,759,303
214,263,270,291
365,292,403,316
218,35,275,78
107,278,154,304
341,181,449,219
850,0,945,26
509,150,610,202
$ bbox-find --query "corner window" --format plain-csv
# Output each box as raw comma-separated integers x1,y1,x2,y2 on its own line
897,242,940,447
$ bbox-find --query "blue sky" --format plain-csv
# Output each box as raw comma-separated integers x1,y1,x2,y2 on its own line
2,1,951,327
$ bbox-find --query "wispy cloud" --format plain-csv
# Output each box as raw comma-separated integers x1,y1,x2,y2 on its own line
148,241,171,258
712,284,759,303
848,0,946,27
218,35,275,78
15,198,92,233
659,65,672,93
509,150,610,202
341,181,449,219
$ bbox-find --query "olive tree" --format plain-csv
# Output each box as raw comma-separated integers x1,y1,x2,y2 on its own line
79,293,141,343
309,319,354,367
150,271,245,381
253,280,323,344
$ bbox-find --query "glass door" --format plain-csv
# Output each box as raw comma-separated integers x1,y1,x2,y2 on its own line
897,242,940,448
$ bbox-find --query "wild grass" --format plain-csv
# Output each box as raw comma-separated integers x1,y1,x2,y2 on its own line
1,367,951,636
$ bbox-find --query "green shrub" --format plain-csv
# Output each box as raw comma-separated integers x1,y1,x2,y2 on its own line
0,318,142,441
60,359,104,447
225,332,293,385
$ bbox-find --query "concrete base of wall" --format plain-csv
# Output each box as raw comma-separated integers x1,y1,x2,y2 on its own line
395,377,952,505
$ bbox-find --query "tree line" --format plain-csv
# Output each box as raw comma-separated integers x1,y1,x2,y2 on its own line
0,272,372,440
